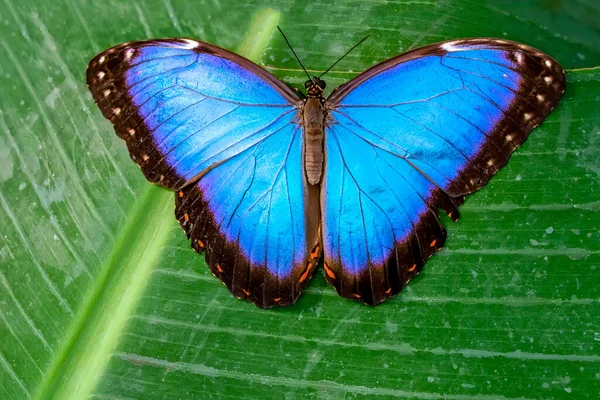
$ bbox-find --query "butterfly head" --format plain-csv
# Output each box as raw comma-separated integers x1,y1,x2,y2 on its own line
305,77,326,98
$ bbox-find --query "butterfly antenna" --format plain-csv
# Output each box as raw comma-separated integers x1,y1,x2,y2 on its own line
319,35,370,79
277,26,312,81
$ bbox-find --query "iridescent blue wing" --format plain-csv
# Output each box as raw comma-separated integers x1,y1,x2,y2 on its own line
322,39,565,305
87,39,320,308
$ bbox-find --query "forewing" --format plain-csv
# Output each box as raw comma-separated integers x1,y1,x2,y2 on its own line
322,39,565,304
87,38,299,190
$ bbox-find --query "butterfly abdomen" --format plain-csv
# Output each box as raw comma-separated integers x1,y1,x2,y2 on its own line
303,98,325,185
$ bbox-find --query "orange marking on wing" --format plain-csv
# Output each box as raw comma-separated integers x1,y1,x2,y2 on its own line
323,263,336,280
197,239,205,248
299,263,312,283
408,264,417,272
242,289,250,296
274,297,281,302
310,245,320,259
183,213,189,222
178,190,184,198
216,264,223,273
385,288,392,295
429,239,437,247
448,212,453,219
353,293,362,299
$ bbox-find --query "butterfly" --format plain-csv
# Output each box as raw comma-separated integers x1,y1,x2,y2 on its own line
87,34,565,308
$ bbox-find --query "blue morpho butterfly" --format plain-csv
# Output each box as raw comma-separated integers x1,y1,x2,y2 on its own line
87,31,565,308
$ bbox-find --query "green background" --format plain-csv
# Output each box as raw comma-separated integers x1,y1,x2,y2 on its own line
1,0,599,399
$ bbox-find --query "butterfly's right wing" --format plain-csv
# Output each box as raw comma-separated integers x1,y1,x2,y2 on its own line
87,39,320,308
321,39,565,305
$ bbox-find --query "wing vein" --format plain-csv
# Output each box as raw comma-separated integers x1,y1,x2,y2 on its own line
330,88,463,108
150,98,209,147
181,84,294,108
333,119,454,188
128,52,195,68
171,111,295,185
391,108,470,161
331,130,397,295
107,56,199,107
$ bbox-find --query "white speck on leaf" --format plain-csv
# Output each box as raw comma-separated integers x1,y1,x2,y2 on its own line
34,177,67,209
45,87,60,108
314,304,323,318
385,320,398,333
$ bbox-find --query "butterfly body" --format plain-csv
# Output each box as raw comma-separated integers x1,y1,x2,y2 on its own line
87,37,565,308
303,96,326,185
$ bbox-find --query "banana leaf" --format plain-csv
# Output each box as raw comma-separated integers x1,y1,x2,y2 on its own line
0,1,599,399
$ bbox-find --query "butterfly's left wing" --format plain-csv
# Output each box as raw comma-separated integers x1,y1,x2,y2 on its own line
322,39,565,305
87,39,320,308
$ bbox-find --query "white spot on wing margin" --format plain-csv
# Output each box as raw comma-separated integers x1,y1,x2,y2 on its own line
171,39,199,50
440,41,463,52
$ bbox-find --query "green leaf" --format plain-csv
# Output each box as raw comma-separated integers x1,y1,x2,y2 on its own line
0,1,599,399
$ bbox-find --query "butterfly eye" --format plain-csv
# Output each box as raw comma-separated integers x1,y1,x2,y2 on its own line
304,80,312,88
318,80,326,89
